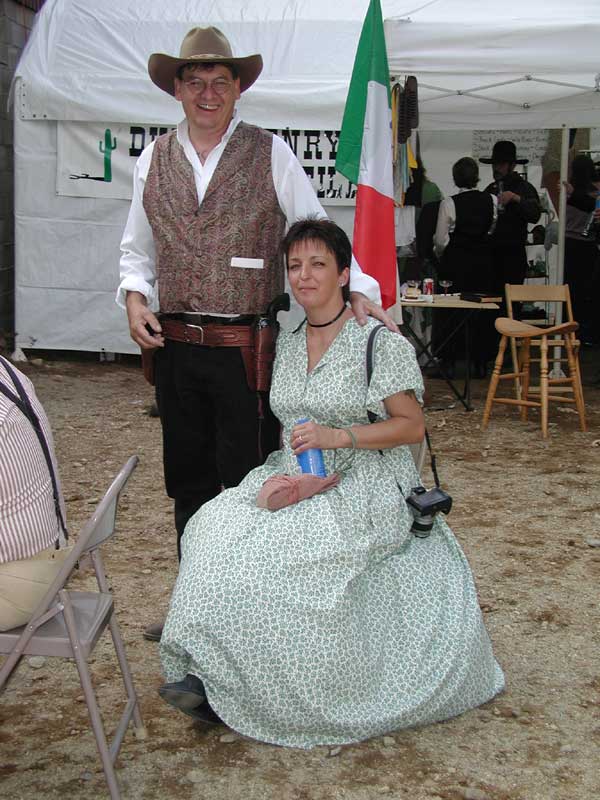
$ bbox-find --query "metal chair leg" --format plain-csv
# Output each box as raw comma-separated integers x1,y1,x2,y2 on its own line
60,591,121,800
108,615,147,737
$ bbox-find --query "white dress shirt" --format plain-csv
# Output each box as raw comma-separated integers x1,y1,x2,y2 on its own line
117,113,381,311
434,189,498,258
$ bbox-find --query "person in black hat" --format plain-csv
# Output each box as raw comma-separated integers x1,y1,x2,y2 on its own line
481,140,541,304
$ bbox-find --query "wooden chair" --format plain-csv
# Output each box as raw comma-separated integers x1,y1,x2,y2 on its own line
482,307,586,438
0,456,146,800
506,283,584,397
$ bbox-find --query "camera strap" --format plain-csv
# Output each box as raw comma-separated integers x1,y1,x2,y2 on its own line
0,356,69,543
365,324,442,488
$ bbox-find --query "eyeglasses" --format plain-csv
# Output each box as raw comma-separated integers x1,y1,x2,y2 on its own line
182,78,233,96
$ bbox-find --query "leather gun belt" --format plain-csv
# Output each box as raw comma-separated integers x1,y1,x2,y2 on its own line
160,318,254,348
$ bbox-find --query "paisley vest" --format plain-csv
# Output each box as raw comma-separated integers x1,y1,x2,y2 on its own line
143,123,286,313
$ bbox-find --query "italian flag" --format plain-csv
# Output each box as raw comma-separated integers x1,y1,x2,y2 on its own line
336,0,396,309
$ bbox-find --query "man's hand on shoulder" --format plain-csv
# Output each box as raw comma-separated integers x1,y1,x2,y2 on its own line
349,292,399,332
126,291,164,349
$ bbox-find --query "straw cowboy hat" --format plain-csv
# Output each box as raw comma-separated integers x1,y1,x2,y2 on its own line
148,27,263,96
479,140,528,166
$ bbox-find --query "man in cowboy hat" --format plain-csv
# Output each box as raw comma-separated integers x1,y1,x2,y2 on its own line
116,27,391,642
481,140,542,300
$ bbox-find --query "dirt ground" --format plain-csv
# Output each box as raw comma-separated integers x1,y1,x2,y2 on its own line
1,350,599,800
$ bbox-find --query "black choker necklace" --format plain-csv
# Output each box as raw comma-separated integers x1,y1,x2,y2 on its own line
306,304,347,328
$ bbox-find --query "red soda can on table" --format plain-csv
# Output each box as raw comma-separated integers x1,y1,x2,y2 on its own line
423,278,434,295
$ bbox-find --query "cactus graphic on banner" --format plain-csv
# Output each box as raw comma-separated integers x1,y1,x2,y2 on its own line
99,128,117,182
69,127,118,183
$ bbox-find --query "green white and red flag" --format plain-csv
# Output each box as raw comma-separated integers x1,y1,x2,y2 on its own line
336,0,396,309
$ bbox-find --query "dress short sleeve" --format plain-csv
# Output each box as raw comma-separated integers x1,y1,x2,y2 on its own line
365,329,424,419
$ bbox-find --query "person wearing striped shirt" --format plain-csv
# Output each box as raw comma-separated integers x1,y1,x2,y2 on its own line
0,358,68,631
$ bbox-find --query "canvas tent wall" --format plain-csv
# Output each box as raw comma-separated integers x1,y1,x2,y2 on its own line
13,0,600,353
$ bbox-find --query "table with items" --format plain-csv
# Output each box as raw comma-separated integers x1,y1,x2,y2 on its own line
400,294,501,411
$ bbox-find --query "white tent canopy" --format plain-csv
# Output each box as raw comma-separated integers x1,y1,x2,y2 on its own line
13,0,600,353
20,0,600,130
387,2,600,131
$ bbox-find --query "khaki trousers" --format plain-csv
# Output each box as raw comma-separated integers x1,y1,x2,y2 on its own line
0,545,70,631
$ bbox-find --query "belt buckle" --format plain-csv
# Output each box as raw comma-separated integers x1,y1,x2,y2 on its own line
186,323,204,345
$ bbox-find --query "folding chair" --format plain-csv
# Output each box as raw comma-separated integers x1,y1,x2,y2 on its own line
0,456,146,800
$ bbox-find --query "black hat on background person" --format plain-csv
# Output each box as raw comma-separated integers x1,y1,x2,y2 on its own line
479,140,528,166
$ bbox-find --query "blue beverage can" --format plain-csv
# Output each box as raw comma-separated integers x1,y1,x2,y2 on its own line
295,417,327,477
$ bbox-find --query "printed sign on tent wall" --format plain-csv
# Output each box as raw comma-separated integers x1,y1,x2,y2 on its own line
56,122,357,205
472,130,550,165
268,128,356,205
56,122,175,200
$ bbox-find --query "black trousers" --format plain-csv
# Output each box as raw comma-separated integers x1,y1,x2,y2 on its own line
154,339,280,558
490,244,528,315
564,237,600,343
488,244,530,356
435,247,494,366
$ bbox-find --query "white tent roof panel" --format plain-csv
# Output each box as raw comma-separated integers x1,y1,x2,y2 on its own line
17,0,600,130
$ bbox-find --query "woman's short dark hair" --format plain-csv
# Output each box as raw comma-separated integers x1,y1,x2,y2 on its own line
452,157,479,189
281,218,351,302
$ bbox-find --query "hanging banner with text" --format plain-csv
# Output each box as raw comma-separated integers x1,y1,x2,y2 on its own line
472,129,550,165
56,122,357,204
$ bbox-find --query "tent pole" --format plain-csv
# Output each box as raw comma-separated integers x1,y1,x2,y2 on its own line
549,125,569,377
556,125,569,292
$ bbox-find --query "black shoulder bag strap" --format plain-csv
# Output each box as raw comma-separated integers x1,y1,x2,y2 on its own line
366,324,386,425
365,325,443,490
0,356,68,542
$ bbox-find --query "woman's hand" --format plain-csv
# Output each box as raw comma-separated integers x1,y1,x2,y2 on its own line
291,392,424,457
290,420,348,455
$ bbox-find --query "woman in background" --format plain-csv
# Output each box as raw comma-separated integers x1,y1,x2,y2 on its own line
564,154,600,345
434,157,497,376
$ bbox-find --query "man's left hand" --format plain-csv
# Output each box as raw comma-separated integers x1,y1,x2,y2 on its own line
350,292,399,332
498,190,520,206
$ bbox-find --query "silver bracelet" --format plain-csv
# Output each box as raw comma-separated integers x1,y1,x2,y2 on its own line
333,427,357,474
343,427,358,450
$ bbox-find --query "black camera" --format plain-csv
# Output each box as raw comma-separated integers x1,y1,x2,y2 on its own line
406,486,453,538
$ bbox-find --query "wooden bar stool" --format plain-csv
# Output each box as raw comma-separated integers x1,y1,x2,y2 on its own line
482,317,586,438
504,283,584,402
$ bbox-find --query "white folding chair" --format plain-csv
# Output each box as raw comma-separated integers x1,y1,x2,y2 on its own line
0,456,146,800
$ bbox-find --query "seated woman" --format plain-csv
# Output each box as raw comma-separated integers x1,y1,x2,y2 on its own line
158,219,504,748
